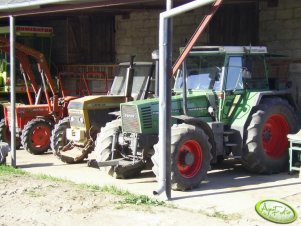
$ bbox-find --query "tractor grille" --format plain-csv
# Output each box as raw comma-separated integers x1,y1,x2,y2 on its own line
141,106,152,129
121,105,140,133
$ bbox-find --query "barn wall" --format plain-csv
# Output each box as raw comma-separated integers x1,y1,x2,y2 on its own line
115,8,210,63
259,0,301,58
37,14,115,65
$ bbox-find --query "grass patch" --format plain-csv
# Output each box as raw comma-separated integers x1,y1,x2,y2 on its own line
0,165,28,175
0,165,167,208
34,174,71,183
79,184,167,207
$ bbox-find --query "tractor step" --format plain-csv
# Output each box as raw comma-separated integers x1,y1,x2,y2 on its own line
97,158,125,167
225,143,238,147
223,130,236,135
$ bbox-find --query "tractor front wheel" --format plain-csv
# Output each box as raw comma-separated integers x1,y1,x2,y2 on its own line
21,118,53,155
0,119,10,144
242,98,298,174
95,119,145,178
0,119,21,149
50,117,70,156
152,123,212,191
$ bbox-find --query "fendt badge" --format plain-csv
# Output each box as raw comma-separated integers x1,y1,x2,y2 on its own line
123,114,135,118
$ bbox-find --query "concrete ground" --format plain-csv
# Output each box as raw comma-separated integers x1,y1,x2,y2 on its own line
6,149,301,224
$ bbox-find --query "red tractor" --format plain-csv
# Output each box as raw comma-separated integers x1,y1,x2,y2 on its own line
0,37,78,154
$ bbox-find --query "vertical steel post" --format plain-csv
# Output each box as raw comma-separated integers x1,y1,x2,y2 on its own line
9,15,16,168
165,0,173,200
154,0,217,197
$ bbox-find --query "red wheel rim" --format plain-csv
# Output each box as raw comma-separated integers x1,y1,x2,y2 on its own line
31,124,51,150
177,139,203,178
262,114,289,159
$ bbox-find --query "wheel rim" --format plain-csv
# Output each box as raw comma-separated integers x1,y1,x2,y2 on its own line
262,114,289,159
31,124,51,150
177,139,203,178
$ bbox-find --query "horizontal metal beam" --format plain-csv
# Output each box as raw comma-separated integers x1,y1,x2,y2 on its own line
0,0,158,18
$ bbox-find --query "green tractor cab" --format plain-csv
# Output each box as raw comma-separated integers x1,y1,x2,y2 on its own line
95,46,299,190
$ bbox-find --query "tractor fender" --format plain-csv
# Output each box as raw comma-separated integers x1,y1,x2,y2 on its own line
35,116,54,125
172,115,217,162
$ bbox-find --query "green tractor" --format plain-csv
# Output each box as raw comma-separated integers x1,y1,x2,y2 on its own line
94,46,299,190
51,57,156,163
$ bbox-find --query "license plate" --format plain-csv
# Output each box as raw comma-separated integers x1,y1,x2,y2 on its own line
66,128,84,142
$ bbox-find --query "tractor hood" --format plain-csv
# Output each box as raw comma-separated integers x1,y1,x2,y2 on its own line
120,91,215,134
68,95,129,111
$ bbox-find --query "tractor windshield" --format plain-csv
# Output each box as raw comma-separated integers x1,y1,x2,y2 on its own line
174,54,225,91
109,64,153,99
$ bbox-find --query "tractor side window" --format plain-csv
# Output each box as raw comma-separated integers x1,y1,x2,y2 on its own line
242,55,268,89
226,56,243,90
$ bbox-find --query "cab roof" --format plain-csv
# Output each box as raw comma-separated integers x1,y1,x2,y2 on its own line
189,46,268,54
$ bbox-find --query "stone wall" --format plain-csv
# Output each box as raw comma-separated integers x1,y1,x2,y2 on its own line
259,0,301,59
115,7,209,63
116,0,301,62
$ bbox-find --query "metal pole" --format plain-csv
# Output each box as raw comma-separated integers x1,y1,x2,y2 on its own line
153,0,173,199
154,0,216,197
9,15,16,168
165,0,172,200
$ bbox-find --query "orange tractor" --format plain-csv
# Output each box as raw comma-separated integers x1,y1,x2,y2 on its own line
0,37,78,154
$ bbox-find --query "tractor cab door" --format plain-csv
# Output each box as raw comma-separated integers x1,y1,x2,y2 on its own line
219,56,247,124
219,54,269,124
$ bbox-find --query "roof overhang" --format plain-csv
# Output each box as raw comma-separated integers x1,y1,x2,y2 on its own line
0,0,165,18
0,0,259,18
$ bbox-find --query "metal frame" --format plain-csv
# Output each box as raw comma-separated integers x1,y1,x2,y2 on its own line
155,0,222,198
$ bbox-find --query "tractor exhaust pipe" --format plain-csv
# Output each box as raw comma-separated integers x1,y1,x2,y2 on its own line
152,49,160,97
124,55,135,99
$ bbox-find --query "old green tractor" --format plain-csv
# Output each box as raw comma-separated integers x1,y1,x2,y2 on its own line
94,46,299,190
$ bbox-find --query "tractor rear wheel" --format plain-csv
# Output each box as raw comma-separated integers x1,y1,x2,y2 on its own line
21,118,53,155
50,117,70,156
0,119,21,149
242,98,298,174
95,119,145,178
152,123,212,191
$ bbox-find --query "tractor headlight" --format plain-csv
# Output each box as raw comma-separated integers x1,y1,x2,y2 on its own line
70,116,75,122
79,117,84,124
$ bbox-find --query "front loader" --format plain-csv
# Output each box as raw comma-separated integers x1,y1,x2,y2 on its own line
0,46,40,147
95,46,299,190
0,37,78,154
51,56,156,163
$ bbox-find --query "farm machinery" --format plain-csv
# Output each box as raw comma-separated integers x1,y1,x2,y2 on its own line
0,26,53,119
94,46,299,190
0,36,78,154
51,56,155,163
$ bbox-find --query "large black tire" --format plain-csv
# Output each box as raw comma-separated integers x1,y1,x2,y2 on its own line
0,119,21,149
242,98,298,174
94,119,146,179
0,119,10,144
21,118,53,155
152,123,212,191
50,117,70,156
